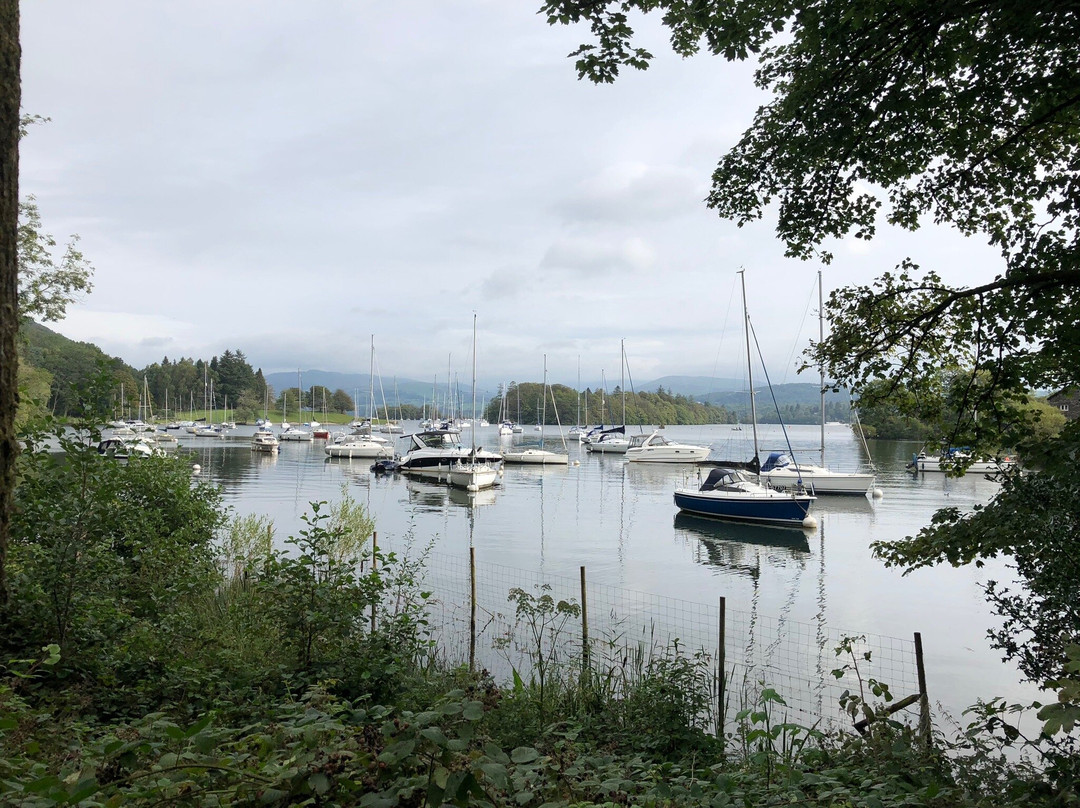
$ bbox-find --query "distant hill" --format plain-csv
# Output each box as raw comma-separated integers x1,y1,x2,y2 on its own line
634,376,744,396
265,370,849,420
265,371,500,409
19,321,138,417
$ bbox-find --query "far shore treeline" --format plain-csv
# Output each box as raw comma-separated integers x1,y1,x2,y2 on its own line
16,322,862,427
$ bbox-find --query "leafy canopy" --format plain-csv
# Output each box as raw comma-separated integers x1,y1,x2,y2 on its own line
542,0,1080,451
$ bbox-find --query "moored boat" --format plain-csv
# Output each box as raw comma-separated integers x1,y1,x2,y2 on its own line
674,467,816,526
251,427,280,453
324,431,393,459
624,430,710,463
759,452,877,495
907,449,1014,474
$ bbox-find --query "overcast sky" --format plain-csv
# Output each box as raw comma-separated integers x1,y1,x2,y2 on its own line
20,1,1002,389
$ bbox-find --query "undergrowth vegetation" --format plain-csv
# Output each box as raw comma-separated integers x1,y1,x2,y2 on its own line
1,405,1077,806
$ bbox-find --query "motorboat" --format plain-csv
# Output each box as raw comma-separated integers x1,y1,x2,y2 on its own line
324,431,393,459
279,425,313,442
624,431,710,463
97,437,161,460
674,467,816,527
501,447,569,465
907,449,1015,474
759,452,877,495
251,427,280,454
397,429,502,481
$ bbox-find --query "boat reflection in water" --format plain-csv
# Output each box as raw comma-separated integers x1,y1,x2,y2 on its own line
448,486,497,509
406,479,497,512
674,511,812,572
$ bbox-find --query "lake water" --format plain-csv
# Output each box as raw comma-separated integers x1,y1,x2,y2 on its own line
174,421,1037,724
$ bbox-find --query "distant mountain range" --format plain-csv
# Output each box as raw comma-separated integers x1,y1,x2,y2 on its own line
265,370,847,411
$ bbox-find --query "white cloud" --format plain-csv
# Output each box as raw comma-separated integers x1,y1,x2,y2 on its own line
21,2,1006,387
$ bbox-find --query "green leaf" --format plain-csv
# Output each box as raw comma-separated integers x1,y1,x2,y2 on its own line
308,772,331,795
184,714,213,737
164,724,185,740
479,762,509,790
510,746,540,764
420,727,448,746
66,778,100,804
462,701,484,721
378,739,416,765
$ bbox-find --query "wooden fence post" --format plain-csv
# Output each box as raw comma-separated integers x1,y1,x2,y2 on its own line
469,546,477,672
914,631,930,744
580,565,589,670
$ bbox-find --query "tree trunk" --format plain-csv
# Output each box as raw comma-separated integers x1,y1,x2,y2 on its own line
0,0,20,610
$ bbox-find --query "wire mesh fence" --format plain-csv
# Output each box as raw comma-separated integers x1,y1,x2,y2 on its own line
408,548,925,731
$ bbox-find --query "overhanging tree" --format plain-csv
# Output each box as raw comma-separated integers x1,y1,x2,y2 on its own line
541,0,1080,694
543,0,1080,452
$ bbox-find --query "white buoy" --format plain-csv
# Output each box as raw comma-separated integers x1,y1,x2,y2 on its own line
191,464,201,475
572,460,580,466
802,514,818,529
872,487,884,498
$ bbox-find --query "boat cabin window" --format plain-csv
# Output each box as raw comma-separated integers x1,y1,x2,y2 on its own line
416,431,457,449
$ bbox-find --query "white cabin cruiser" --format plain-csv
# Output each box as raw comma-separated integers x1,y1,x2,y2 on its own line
396,429,502,481
624,431,710,463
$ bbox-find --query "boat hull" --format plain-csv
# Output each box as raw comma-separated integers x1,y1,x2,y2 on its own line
585,440,629,454
447,462,499,491
502,449,569,465
760,468,875,496
913,456,1011,473
325,443,393,459
625,446,710,463
673,488,814,526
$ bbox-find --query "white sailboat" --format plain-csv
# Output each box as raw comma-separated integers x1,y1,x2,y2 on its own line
448,314,499,491
280,370,313,441
503,355,569,465
758,271,878,496
585,346,630,454
674,270,817,526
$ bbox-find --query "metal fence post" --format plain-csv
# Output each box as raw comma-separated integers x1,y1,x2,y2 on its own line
370,531,377,634
718,596,727,735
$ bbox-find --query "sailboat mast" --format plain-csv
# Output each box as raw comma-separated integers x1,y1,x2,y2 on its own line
576,355,581,427
600,370,606,427
369,336,375,422
470,314,478,454
540,355,548,448
739,269,761,474
819,269,826,466
620,339,626,425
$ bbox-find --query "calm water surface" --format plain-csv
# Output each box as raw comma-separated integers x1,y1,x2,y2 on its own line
178,422,1036,720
